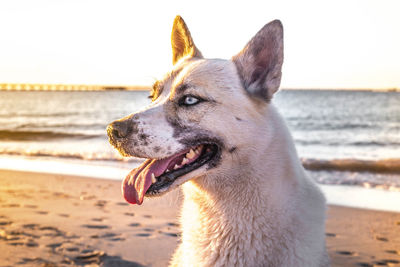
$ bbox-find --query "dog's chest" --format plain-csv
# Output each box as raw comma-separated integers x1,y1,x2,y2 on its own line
178,189,289,266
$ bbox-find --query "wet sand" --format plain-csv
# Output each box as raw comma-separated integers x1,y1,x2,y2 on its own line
0,170,399,267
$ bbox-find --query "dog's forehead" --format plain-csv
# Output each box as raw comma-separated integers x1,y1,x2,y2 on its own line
160,59,241,96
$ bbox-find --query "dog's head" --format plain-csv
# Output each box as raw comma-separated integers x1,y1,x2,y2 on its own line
107,16,283,204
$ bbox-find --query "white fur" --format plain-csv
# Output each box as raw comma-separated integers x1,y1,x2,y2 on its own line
132,59,328,266
109,17,329,267
171,104,328,267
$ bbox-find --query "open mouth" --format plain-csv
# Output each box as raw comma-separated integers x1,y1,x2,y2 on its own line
122,143,219,205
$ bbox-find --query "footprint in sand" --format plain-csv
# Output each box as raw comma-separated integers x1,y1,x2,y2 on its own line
357,263,373,267
0,230,20,241
101,255,145,267
370,259,400,266
39,226,64,237
58,213,70,217
100,232,125,241
26,241,39,247
124,212,135,216
0,220,12,226
36,211,49,215
143,215,152,218
46,243,63,249
375,236,389,242
19,257,56,266
101,232,117,238
95,200,108,208
116,202,129,206
66,247,80,252
74,250,105,265
128,223,141,227
385,250,400,255
65,233,80,240
91,232,118,239
163,222,180,234
162,232,180,237
19,231,40,239
80,195,96,200
8,241,25,246
53,192,71,198
82,224,110,229
383,259,400,264
7,236,21,241
109,237,126,241
135,233,152,237
23,204,38,209
325,232,336,237
23,223,39,229
2,203,20,208
336,250,357,256
39,226,59,231
3,235,20,241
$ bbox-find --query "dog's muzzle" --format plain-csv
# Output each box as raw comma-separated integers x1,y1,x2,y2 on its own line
107,119,132,146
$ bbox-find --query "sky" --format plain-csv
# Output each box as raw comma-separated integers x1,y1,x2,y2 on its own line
0,0,399,89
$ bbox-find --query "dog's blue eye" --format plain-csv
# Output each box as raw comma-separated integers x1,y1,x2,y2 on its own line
183,96,200,106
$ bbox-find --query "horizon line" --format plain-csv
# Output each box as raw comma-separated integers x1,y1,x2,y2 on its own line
0,83,398,92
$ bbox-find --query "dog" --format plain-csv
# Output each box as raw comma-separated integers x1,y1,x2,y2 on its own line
107,16,329,267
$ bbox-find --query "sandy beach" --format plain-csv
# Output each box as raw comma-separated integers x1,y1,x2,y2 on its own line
0,170,399,267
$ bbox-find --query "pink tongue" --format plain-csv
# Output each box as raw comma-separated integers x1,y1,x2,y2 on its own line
122,153,184,205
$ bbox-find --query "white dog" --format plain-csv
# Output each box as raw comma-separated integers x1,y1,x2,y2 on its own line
108,16,329,267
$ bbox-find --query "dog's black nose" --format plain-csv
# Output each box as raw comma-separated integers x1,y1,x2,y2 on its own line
107,120,130,141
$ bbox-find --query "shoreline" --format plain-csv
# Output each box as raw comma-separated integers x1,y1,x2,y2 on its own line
0,169,400,266
1,155,400,213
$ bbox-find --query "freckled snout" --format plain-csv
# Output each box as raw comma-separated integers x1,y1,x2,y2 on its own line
107,105,182,159
107,120,130,140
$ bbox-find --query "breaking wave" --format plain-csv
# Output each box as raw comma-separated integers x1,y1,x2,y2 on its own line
0,145,399,175
0,149,141,162
0,149,398,191
302,158,400,174
0,130,102,141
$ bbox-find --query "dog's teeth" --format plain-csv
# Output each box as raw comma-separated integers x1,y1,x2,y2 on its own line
166,169,170,173
182,157,189,165
187,149,196,159
151,173,157,184
196,145,203,154
174,164,180,170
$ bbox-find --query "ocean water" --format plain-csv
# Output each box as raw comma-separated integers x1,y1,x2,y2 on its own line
0,90,399,191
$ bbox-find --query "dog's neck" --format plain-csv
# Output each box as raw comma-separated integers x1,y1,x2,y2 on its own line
179,105,308,265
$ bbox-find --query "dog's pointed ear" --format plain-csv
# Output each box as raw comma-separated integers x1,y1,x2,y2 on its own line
233,20,284,101
171,16,203,65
